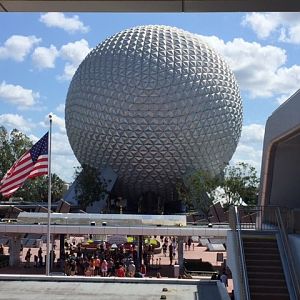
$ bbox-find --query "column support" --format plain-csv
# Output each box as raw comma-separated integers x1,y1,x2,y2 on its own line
178,236,184,274
9,234,22,266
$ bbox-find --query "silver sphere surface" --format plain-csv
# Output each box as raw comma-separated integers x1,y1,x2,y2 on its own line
65,25,243,202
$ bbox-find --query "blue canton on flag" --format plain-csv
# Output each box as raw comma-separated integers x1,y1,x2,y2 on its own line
0,132,49,198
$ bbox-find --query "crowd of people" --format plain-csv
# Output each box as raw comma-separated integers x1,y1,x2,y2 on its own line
59,235,180,277
15,235,230,290
0,235,233,298
18,236,207,275
62,242,147,277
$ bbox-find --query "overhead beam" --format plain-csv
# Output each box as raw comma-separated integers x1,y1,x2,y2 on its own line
1,0,182,12
184,0,300,12
0,0,300,12
0,223,229,237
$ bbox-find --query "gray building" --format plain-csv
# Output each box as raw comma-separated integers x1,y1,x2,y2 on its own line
259,89,300,212
226,89,300,300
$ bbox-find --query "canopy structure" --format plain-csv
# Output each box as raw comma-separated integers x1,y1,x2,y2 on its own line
17,212,187,227
0,222,228,237
1,0,300,12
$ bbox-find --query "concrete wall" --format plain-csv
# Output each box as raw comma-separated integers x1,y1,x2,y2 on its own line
259,89,300,209
288,234,300,279
269,140,300,208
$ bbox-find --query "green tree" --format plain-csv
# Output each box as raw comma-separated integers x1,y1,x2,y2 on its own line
15,174,65,202
0,126,65,202
50,173,65,201
177,162,259,216
74,164,107,210
0,126,33,178
222,162,259,207
177,170,221,219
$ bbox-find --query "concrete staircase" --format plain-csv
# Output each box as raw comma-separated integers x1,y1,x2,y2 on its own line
242,234,290,300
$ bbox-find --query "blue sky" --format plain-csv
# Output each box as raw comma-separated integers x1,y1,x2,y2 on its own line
1,12,300,182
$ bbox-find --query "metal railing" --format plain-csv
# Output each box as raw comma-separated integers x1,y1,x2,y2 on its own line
231,205,299,300
276,207,300,300
233,206,251,300
236,205,291,231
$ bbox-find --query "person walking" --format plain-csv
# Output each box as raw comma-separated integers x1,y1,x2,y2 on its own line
116,264,125,277
101,259,108,277
38,247,43,267
162,242,167,257
25,248,31,268
187,237,192,251
171,238,177,259
128,260,136,277
220,271,228,287
94,256,101,276
140,264,146,277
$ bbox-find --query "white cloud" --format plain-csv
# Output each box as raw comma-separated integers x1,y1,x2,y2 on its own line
59,63,78,81
0,35,41,62
40,12,89,34
0,81,39,108
20,130,78,181
199,35,300,99
0,114,33,132
242,12,279,39
276,94,289,105
56,103,65,113
280,24,300,44
32,45,59,69
59,39,90,65
30,39,91,81
243,12,300,44
51,132,79,182
58,39,91,80
240,124,265,144
275,92,297,105
230,123,265,173
51,113,66,132
231,144,262,173
40,112,66,133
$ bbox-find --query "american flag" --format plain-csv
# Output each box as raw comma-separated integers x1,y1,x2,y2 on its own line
0,132,49,198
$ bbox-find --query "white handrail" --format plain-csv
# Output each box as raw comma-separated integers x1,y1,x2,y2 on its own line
234,206,251,300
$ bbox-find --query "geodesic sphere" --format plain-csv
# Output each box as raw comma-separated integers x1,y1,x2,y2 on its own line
65,25,242,200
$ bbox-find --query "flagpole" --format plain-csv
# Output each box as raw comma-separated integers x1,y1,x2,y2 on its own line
46,114,52,276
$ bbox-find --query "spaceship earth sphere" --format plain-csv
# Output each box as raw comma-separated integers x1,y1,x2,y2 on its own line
65,25,243,203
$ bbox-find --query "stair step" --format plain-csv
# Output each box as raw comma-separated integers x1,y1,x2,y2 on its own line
246,264,283,272
243,238,277,242
250,292,290,300
244,253,280,260
247,271,286,280
251,288,289,294
243,243,278,250
249,277,287,286
243,237,276,241
244,245,278,249
244,248,279,255
245,258,281,266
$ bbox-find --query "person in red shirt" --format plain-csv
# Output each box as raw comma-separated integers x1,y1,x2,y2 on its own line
93,256,101,276
116,264,125,277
